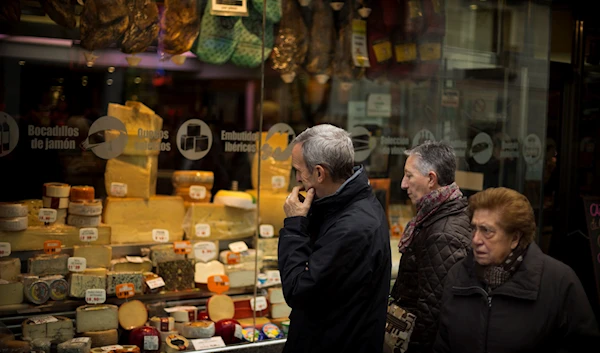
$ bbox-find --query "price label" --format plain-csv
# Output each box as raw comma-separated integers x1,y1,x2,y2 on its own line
116,283,135,299
79,228,98,242
266,270,281,285
226,252,241,264
126,256,144,263
271,176,286,189
146,277,165,290
228,241,248,253
72,337,91,344
144,336,159,351
85,289,106,304
207,274,230,295
44,240,62,254
250,296,268,311
259,224,275,238
193,242,217,262
173,241,192,255
195,224,211,238
0,242,11,257
30,315,58,325
38,208,57,223
110,182,127,197
191,337,226,350
101,345,123,352
68,257,87,272
152,229,169,243
189,186,207,200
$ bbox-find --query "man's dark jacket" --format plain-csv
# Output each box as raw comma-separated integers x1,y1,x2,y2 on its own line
433,243,600,353
390,197,471,353
278,167,391,353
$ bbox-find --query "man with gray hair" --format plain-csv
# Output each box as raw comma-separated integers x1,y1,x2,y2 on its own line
388,141,471,353
279,124,391,353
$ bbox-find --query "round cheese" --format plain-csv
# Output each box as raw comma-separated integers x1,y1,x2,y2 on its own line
149,317,174,332
118,300,148,330
70,186,95,201
43,183,71,198
24,280,50,304
164,334,189,353
81,329,119,348
0,202,28,218
159,331,178,343
213,190,255,209
207,294,235,322
182,321,215,339
48,278,69,301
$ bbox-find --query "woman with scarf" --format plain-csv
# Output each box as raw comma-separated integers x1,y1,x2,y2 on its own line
433,187,600,352
388,141,472,353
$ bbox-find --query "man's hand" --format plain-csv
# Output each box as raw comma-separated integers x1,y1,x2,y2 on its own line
284,187,315,218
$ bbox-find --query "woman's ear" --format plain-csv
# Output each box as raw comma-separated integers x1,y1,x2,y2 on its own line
510,231,522,250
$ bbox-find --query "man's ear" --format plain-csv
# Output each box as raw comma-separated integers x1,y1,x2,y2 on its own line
428,171,439,188
315,165,326,183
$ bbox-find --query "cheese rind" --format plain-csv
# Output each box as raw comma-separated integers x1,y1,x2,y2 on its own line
0,225,111,251
106,271,144,295
73,245,112,268
150,244,185,267
267,288,285,304
28,254,69,276
22,316,74,343
270,303,292,319
105,155,158,199
157,260,195,291
69,273,106,298
103,197,185,244
80,329,119,348
183,204,256,241
0,257,21,282
118,300,148,330
76,305,119,333
182,321,215,339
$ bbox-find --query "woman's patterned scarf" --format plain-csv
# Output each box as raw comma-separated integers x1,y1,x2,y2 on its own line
476,244,529,290
398,182,463,253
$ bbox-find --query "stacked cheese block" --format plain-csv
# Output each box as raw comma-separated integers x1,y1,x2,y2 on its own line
0,202,28,232
67,186,102,228
0,257,23,306
24,253,70,304
172,170,214,206
42,182,72,225
69,245,112,298
102,101,185,244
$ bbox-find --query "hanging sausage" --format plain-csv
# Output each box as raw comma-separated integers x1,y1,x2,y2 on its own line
120,0,160,66
271,0,308,82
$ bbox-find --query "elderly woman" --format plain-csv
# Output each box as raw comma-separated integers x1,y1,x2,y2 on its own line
434,187,600,353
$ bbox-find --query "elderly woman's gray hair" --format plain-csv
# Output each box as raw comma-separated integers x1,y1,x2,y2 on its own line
293,124,355,182
404,140,457,186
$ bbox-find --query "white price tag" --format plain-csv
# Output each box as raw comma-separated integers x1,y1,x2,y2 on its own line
126,256,144,263
271,176,285,189
101,345,123,352
79,228,98,242
110,183,127,197
30,315,58,325
152,229,169,243
194,242,217,262
68,257,87,272
146,277,166,290
259,224,274,238
191,337,226,350
266,270,282,285
234,324,243,340
144,336,159,351
228,241,248,253
195,223,211,238
250,296,268,311
38,208,57,223
189,185,207,200
72,337,91,344
0,242,11,257
85,289,106,304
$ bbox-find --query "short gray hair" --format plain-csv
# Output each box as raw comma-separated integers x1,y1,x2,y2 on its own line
293,124,354,182
405,140,456,186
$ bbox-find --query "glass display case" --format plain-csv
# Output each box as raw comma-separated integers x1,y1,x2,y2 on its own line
0,0,551,352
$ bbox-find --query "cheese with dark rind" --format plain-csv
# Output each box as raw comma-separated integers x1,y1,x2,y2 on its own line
157,260,194,291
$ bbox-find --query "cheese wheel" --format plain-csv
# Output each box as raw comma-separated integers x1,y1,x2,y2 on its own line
0,217,28,231
68,200,103,216
67,214,101,227
42,196,69,209
213,190,255,209
170,309,196,323
43,183,71,198
149,317,174,332
159,331,178,343
48,277,69,301
182,321,215,339
0,202,28,218
174,187,211,203
207,294,235,322
172,171,214,188
118,300,148,330
81,329,119,348
24,280,50,304
70,186,95,201
76,305,119,333
22,316,74,343
174,322,184,334
164,334,189,353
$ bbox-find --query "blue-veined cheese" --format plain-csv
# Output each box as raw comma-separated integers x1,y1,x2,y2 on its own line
69,273,106,298
106,271,143,295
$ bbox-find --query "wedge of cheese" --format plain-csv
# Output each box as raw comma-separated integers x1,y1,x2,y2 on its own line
22,316,74,343
105,155,158,199
0,225,111,251
108,101,163,134
183,203,256,241
103,196,185,244
69,273,106,298
73,245,112,268
0,281,23,305
76,305,119,333
0,257,21,282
